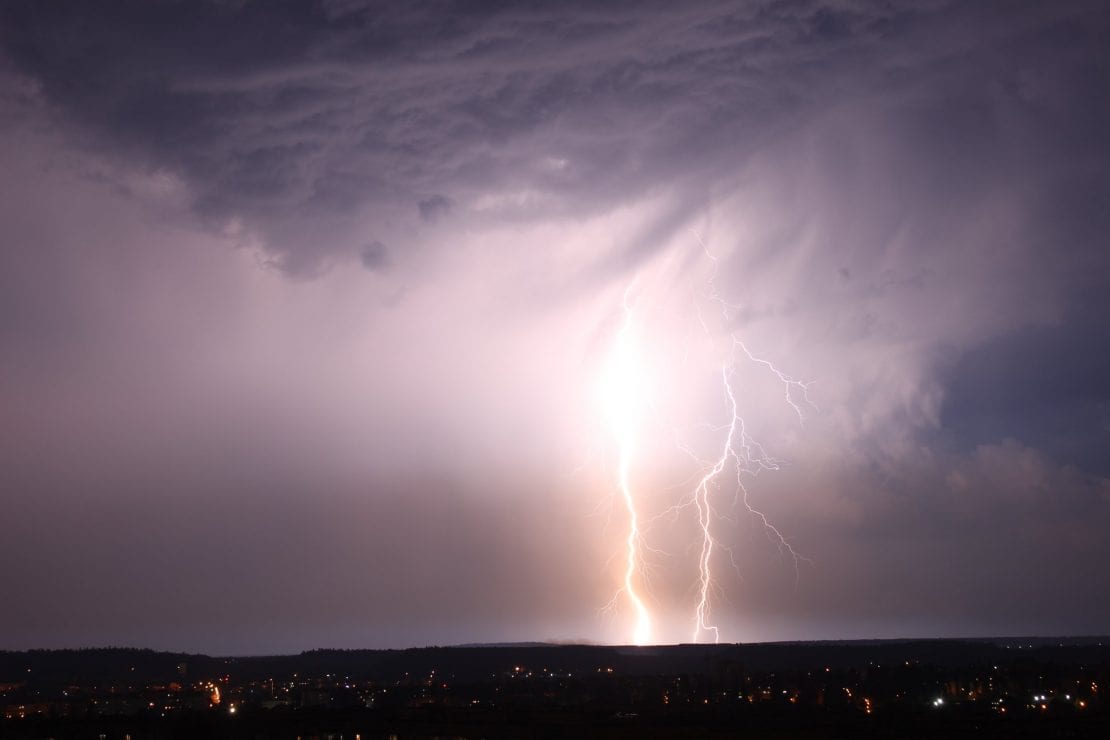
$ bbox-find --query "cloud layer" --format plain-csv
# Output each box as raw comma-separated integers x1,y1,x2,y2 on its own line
1,0,1108,651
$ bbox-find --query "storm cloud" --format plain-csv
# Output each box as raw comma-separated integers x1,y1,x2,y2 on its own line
1,1,1108,652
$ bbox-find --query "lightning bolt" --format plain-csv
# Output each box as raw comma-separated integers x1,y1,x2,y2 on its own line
685,230,814,642
688,339,814,643
597,234,815,645
600,283,652,645
690,364,738,644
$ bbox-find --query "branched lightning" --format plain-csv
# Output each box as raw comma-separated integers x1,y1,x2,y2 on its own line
690,364,740,644
597,235,815,645
687,339,814,643
685,231,815,641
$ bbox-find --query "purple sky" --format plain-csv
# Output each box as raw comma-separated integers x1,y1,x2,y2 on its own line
2,1,1109,654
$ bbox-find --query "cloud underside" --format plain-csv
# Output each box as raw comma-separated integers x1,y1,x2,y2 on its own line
0,2,1101,273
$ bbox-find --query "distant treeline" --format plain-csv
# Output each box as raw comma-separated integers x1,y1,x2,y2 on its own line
2,638,1108,686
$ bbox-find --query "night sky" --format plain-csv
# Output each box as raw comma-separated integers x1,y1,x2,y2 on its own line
1,1,1108,655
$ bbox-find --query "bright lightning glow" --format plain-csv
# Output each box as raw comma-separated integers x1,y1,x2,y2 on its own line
600,284,653,645
596,236,814,645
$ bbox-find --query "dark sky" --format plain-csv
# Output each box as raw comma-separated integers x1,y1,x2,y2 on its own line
1,1,1108,654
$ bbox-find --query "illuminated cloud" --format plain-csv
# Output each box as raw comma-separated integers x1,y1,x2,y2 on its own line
0,1,1108,652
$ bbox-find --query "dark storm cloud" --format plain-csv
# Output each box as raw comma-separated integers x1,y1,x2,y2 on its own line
7,0,1103,274
417,194,452,223
359,239,390,271
940,304,1110,476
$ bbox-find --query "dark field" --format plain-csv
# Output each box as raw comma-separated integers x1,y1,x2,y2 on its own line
2,638,1107,738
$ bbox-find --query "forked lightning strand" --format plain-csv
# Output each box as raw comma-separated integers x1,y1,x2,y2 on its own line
602,284,652,645
687,339,814,643
600,236,815,645
684,233,814,642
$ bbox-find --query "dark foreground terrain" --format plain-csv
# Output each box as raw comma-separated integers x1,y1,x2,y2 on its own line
2,637,1108,738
